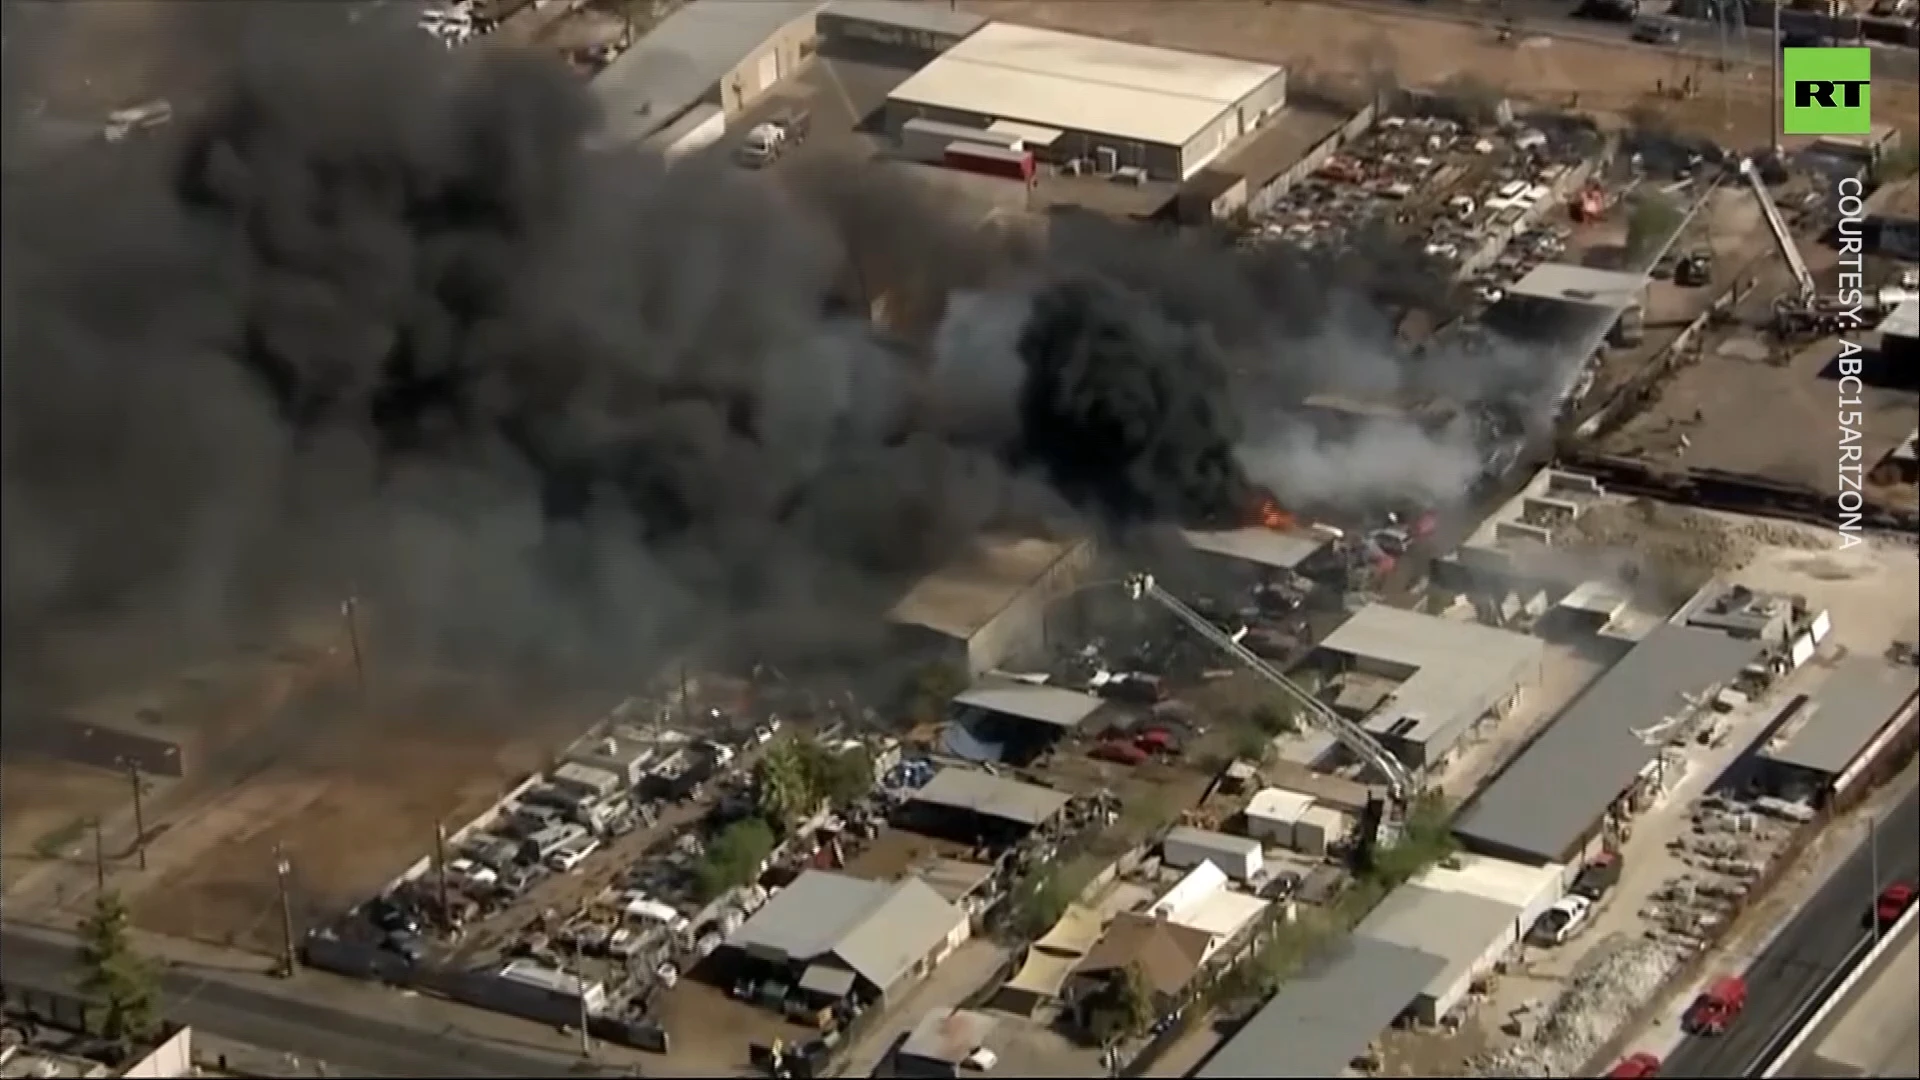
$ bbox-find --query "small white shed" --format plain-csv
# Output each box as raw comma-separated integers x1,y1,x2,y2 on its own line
1244,788,1315,848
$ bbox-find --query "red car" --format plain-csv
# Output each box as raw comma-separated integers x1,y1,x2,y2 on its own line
1682,975,1747,1036
1875,881,1917,928
1607,1052,1663,1079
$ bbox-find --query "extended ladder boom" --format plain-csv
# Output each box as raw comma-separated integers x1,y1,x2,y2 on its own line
1738,158,1816,303
1124,574,1412,798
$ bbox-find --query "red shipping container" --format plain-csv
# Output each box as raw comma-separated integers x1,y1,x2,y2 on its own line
943,142,1035,182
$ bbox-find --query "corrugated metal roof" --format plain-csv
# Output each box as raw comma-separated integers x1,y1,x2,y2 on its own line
726,871,965,992
1195,937,1446,1078
833,877,968,991
1321,605,1545,755
1506,263,1648,311
909,767,1071,826
1761,657,1919,777
953,683,1104,729
886,22,1279,149
592,0,819,147
1355,885,1520,1005
1181,527,1328,570
1453,623,1761,863
900,1007,999,1064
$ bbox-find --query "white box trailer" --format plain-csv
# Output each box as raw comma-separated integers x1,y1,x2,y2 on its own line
1161,826,1262,881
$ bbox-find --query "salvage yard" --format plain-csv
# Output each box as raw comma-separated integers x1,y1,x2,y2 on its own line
964,1,1919,149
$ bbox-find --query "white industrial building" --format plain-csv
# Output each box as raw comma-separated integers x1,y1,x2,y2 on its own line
1161,826,1264,881
1353,884,1520,1025
1242,787,1349,857
1313,604,1546,769
1414,853,1565,936
882,22,1288,181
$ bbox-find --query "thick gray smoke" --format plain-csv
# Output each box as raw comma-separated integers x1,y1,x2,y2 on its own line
1,14,1575,714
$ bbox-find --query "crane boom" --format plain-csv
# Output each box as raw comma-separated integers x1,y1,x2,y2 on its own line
1738,158,1816,303
1123,574,1413,797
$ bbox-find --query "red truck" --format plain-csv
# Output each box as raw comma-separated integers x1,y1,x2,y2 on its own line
1875,881,1917,929
1606,1052,1662,1079
1682,975,1747,1036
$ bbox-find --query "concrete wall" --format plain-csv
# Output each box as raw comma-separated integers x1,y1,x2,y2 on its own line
718,11,819,117
1244,97,1379,218
121,1027,194,1078
964,537,1097,675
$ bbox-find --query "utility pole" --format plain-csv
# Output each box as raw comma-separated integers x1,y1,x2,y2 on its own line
576,974,594,1059
1770,0,1783,157
90,817,107,895
678,662,691,730
433,822,452,929
342,596,367,701
274,845,299,978
123,758,149,871
1868,813,1881,945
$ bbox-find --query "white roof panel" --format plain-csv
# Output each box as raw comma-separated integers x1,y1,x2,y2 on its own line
887,23,1279,148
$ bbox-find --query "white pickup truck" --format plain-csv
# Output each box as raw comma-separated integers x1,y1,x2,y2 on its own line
734,110,812,169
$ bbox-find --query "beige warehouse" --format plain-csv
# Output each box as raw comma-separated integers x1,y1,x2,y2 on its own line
883,22,1288,182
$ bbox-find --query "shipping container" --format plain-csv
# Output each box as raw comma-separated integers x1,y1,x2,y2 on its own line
943,143,1035,183
1161,826,1262,881
899,118,1020,163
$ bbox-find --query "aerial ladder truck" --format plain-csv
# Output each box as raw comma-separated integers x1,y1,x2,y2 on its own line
1121,573,1416,805
1736,157,1870,338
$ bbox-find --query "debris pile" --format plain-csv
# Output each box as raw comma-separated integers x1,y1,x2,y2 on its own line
1475,938,1688,1077
1560,499,1758,587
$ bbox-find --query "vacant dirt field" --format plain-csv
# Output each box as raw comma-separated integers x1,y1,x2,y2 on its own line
0,762,133,893
965,1,1919,149
115,673,607,954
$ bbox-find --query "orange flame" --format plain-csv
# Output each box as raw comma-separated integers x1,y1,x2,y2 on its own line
1249,493,1295,532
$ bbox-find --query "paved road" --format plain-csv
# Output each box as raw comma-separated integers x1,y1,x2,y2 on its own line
1785,922,1920,1078
1338,0,1920,83
0,928,614,1078
1661,784,1920,1077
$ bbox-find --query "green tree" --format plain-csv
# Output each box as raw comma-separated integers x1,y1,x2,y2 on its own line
1007,864,1075,939
75,891,159,1055
1249,701,1297,736
812,745,874,807
753,741,815,829
1362,790,1458,890
695,818,777,900
1087,963,1156,1045
1625,193,1685,267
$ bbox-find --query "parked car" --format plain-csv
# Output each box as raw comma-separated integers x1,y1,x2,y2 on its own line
1632,20,1681,44
1531,894,1594,945
546,833,602,873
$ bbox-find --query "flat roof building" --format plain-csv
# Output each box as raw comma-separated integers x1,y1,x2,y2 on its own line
888,535,1095,677
895,1007,1000,1077
1180,527,1330,571
591,0,820,148
906,768,1072,834
1756,657,1920,803
1354,885,1524,1025
1315,605,1546,769
1195,937,1446,1078
1452,621,1762,866
952,683,1105,730
725,871,971,1002
883,23,1287,181
816,0,985,66
1485,263,1648,345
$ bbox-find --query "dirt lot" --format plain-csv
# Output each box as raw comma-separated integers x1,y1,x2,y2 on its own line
964,1,1919,149
0,763,136,893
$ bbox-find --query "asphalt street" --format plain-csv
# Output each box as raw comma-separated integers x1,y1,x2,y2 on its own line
1341,0,1920,83
1785,922,1920,1078
0,928,617,1078
1662,783,1920,1078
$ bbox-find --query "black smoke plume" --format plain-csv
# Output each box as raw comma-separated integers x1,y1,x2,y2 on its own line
2,21,1283,706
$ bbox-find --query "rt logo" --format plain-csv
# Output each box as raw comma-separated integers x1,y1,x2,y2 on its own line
1783,47,1872,136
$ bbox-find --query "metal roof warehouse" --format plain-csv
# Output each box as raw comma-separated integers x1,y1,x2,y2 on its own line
725,871,969,1000
1452,622,1762,865
953,683,1106,730
908,767,1072,828
1759,656,1920,784
591,0,820,147
1317,605,1546,768
1194,937,1446,1078
882,22,1288,181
